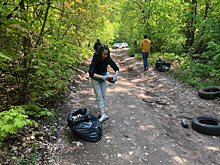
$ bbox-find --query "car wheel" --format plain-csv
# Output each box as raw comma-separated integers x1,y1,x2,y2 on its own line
192,116,220,136
198,86,220,100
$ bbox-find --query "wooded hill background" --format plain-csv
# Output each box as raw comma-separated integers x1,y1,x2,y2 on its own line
0,0,219,144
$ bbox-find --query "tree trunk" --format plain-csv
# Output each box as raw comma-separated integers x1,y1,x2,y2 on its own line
19,0,28,103
194,1,210,54
184,0,197,51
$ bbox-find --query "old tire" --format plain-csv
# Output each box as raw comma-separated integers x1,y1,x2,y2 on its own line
198,86,220,100
192,116,220,136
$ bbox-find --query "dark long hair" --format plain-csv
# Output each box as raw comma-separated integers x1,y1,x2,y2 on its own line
97,45,111,63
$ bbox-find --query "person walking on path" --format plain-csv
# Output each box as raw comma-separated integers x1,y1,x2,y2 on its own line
89,45,119,122
141,35,151,71
94,39,102,52
133,41,137,47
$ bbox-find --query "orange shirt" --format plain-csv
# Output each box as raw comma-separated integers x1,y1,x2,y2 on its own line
141,39,151,53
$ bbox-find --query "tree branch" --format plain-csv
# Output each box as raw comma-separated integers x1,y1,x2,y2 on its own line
36,0,51,46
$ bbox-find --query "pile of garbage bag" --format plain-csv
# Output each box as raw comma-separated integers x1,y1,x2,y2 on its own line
67,109,103,142
155,59,170,72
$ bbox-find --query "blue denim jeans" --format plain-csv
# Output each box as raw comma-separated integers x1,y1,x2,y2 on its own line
91,78,107,113
142,52,149,69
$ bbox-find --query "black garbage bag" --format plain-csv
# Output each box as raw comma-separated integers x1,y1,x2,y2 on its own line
155,59,170,72
67,109,103,142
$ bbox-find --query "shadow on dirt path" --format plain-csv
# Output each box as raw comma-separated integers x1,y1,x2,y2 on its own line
54,48,220,165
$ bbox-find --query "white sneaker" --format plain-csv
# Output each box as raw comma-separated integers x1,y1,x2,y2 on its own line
99,114,109,123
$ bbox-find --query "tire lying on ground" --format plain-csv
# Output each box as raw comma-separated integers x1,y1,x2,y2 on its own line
198,86,220,99
192,116,220,136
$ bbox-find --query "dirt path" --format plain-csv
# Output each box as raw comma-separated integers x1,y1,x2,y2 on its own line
53,48,220,165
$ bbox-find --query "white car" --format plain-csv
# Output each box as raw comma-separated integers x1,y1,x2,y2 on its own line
121,42,128,48
112,43,122,49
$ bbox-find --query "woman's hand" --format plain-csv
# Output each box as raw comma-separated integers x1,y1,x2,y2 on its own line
101,75,109,80
112,75,117,82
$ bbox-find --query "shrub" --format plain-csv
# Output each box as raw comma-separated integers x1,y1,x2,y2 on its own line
0,106,37,146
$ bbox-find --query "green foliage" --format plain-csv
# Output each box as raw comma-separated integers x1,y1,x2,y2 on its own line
0,106,37,146
22,104,52,118
171,52,220,88
0,52,12,61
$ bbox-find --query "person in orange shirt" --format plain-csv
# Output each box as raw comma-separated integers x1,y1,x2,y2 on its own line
141,35,151,71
